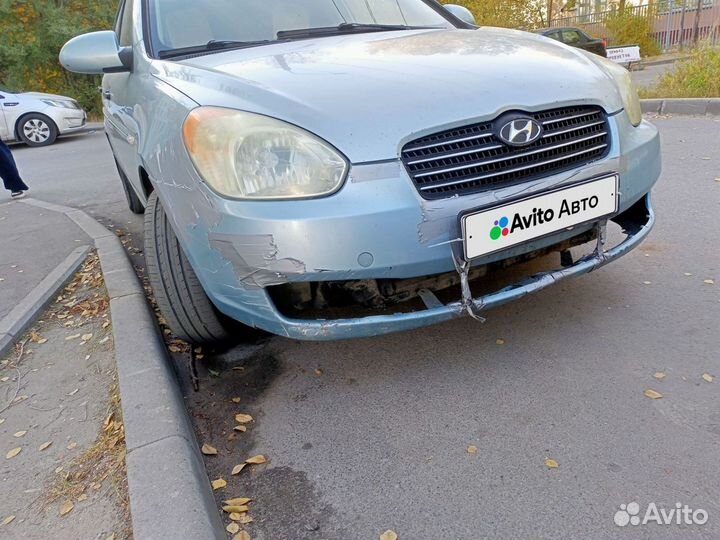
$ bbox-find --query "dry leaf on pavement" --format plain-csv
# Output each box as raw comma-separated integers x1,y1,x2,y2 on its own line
13,431,27,438
544,458,559,469
222,505,250,513
644,389,663,400
5,447,21,459
467,445,478,454
227,523,240,534
77,493,89,502
224,497,251,506
233,425,247,433
653,372,666,380
30,331,48,344
2,515,16,525
704,279,715,285
231,397,241,403
65,334,81,341
245,455,266,464
231,464,247,475
211,478,227,490
495,339,505,345
702,373,714,383
59,501,74,516
201,444,218,456
380,531,398,540
39,441,52,451
66,442,77,450
233,531,251,540
235,414,253,424
238,515,253,524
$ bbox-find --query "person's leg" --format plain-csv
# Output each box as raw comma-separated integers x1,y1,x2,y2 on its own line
0,140,29,193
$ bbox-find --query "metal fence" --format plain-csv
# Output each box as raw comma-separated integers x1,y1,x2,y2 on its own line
551,1,720,51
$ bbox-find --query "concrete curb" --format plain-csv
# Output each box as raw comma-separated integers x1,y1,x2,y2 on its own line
18,198,225,540
641,98,720,115
0,245,90,358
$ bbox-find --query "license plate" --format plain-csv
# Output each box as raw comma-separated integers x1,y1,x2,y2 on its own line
462,175,618,260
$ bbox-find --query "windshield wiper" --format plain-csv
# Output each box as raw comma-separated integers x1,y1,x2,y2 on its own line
158,39,275,59
277,23,437,40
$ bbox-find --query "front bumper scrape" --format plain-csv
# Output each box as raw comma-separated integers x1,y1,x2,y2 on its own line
275,193,654,341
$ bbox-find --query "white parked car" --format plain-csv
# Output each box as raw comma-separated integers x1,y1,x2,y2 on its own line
0,85,87,146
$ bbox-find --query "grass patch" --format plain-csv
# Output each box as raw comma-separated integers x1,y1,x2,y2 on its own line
640,46,720,98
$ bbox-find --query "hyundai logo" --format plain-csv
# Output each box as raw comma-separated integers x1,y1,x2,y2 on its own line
497,117,543,147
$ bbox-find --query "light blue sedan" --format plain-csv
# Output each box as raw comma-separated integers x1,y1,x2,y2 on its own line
60,0,660,344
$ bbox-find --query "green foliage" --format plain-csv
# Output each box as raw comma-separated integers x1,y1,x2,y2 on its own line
604,9,661,57
442,0,546,29
640,45,720,98
0,0,117,117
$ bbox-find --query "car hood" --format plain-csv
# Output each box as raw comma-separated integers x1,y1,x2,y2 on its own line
20,91,74,101
154,27,623,163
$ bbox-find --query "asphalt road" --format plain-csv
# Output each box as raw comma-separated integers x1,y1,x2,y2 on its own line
8,116,720,539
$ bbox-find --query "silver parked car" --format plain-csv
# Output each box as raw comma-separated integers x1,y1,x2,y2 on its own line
60,0,660,344
0,85,87,147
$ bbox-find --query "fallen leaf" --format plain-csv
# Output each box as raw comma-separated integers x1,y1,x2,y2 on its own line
39,441,53,451
224,497,252,506
59,501,74,516
0,377,9,382
644,389,663,400
99,337,110,344
232,532,251,540
495,339,505,345
13,431,27,438
30,331,48,344
231,397,241,403
702,373,714,383
229,512,243,521
642,281,652,285
77,493,89,502
235,414,253,424
684,272,693,276
222,505,250,513
2,515,15,525
544,458,559,469
5,447,21,459
245,454,266,465
0,419,4,425
653,372,666,380
67,388,79,396
233,425,247,433
201,444,218,456
703,279,715,285
105,534,115,540
212,478,227,490
467,445,478,454
227,523,240,534
231,464,247,475
380,531,398,540
102,321,110,329
65,334,81,341
314,368,323,376
66,442,78,450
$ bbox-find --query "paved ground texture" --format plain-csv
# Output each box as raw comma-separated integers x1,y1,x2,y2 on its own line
7,116,720,539
0,254,130,539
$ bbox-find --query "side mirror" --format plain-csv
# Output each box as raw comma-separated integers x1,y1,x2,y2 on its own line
444,4,477,26
60,31,132,75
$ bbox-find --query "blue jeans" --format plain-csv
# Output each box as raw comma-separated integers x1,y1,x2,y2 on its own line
0,140,29,192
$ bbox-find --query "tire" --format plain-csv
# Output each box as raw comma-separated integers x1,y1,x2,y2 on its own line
115,160,145,214
17,113,58,147
144,192,238,346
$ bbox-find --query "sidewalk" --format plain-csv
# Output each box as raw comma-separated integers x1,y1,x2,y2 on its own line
0,201,130,539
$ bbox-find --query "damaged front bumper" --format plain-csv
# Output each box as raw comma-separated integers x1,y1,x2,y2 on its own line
239,194,654,340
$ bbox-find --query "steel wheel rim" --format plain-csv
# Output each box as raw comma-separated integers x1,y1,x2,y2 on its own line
23,118,50,143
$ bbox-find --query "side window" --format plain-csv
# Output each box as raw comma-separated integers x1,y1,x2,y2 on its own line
562,30,582,44
118,0,135,47
546,31,561,42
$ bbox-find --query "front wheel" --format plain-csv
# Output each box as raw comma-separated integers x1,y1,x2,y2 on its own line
17,114,58,147
144,192,242,346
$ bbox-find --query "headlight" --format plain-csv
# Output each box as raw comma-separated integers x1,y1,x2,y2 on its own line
589,56,642,127
41,99,77,109
183,107,348,200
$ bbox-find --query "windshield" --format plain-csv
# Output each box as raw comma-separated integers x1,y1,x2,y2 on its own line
148,0,455,57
